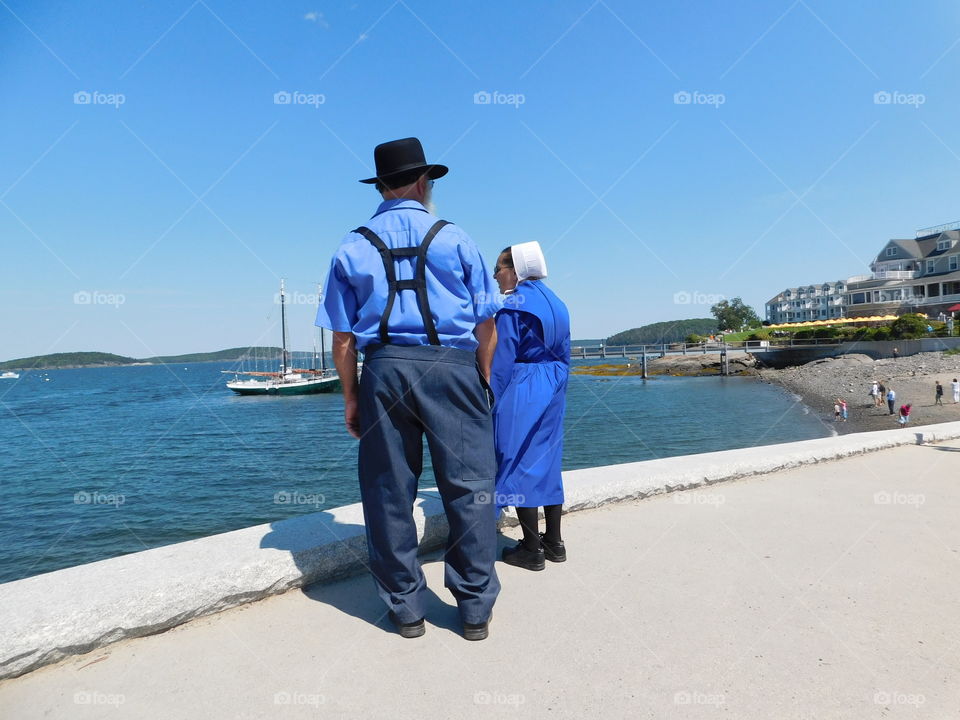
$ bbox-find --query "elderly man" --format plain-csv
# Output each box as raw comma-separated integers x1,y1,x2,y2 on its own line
316,137,500,641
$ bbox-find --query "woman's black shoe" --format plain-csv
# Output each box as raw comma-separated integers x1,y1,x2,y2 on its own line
540,533,566,563
501,541,545,571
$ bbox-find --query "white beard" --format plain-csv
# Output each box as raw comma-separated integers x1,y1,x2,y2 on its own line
423,185,436,215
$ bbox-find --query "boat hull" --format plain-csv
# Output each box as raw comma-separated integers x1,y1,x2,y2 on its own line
227,377,341,396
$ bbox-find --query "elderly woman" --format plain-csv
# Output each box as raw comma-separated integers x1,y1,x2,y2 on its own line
491,242,570,571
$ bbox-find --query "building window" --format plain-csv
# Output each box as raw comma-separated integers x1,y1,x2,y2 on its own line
886,247,897,257
950,255,959,271
928,259,936,273
851,293,866,304
929,284,941,297
944,282,960,296
937,238,952,251
913,285,925,298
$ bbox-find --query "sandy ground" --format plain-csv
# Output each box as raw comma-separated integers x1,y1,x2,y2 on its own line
1,440,959,719
760,352,960,435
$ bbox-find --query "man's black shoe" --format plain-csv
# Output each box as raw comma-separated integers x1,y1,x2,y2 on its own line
389,612,425,639
463,614,491,641
501,541,545,571
540,533,567,563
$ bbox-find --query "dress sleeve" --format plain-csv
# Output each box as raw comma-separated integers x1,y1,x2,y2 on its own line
315,251,357,332
490,311,519,400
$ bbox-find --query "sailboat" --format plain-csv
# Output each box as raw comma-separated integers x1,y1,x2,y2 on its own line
224,280,342,395
0,372,19,379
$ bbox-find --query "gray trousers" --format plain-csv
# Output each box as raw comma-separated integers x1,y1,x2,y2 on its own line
357,343,500,625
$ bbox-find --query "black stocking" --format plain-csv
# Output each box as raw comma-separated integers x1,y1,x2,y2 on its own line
515,506,540,550
543,504,562,543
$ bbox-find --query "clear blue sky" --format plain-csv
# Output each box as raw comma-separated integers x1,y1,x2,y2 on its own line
2,0,959,358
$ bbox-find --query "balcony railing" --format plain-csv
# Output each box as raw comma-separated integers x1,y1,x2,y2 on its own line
873,270,919,280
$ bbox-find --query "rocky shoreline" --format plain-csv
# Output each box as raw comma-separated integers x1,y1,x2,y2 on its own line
759,351,960,434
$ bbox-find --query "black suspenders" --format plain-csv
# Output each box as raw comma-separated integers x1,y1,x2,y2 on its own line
352,219,450,346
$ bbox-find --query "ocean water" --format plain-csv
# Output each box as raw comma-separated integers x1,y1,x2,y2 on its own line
0,361,830,583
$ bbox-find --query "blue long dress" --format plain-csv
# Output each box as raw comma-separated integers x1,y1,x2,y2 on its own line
490,279,570,509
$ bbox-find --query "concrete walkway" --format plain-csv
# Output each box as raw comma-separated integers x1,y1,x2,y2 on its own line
2,442,959,719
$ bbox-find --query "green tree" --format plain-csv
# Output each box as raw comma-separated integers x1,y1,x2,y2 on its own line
710,298,762,332
890,313,929,339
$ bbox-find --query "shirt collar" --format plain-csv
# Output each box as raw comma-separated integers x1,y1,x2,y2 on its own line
372,198,428,217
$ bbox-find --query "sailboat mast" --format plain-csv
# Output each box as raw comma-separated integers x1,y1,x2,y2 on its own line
318,283,326,372
280,279,288,375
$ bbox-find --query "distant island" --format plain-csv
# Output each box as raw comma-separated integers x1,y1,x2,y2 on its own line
0,348,282,371
606,319,718,346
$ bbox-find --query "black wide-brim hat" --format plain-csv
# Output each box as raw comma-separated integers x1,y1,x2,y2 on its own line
359,137,449,184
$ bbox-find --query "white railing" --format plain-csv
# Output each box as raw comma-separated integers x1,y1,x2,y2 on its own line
873,270,919,280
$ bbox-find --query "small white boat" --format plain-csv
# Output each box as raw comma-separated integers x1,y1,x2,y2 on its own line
0,371,19,379
224,280,347,396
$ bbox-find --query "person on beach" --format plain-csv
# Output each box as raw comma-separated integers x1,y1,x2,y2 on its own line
935,381,944,406
952,378,960,404
840,398,848,422
887,386,896,415
876,382,886,408
834,400,841,422
315,137,500,641
869,380,879,405
490,242,571,572
898,403,912,426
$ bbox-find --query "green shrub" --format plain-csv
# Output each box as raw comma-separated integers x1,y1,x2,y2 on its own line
890,313,929,339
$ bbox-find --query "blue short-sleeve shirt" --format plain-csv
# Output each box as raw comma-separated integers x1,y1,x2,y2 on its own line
316,199,500,352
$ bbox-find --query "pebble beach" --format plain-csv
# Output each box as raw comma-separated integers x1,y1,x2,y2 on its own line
759,351,960,434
